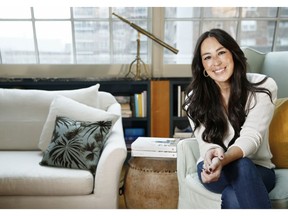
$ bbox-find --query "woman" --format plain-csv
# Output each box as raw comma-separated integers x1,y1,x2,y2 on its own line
183,28,277,209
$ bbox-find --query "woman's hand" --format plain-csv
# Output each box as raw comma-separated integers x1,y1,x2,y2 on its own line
203,147,224,170
201,157,222,183
201,148,224,183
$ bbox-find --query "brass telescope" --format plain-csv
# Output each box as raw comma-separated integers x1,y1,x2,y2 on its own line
112,12,179,54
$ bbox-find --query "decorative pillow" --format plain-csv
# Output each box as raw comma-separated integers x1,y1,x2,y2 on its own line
40,116,112,175
269,97,288,168
38,95,119,151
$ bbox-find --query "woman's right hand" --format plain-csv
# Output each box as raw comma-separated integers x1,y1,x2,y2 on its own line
203,147,224,170
201,148,224,183
201,156,223,183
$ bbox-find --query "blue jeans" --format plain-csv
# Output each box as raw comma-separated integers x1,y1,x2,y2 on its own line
197,158,276,209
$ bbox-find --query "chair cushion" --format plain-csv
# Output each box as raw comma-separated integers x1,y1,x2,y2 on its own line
269,98,288,168
0,151,94,196
269,169,288,208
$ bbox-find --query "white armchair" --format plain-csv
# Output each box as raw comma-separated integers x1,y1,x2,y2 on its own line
177,138,221,209
177,138,288,209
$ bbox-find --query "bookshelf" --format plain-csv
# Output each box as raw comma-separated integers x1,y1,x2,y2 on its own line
169,79,192,138
99,80,150,147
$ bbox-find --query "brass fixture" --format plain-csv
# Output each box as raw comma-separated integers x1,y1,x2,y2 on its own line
112,12,179,80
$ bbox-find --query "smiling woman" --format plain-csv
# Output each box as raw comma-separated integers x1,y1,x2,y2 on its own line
183,28,278,209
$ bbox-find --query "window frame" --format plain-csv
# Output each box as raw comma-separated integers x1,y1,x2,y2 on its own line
0,7,287,79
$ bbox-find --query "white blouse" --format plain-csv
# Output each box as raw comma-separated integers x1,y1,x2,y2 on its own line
189,73,278,169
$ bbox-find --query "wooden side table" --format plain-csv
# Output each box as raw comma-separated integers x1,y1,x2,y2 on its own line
124,157,178,209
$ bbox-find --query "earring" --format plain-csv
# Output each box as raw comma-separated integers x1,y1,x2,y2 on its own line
203,69,209,77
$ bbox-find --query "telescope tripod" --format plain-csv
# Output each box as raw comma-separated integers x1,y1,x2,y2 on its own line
125,32,150,80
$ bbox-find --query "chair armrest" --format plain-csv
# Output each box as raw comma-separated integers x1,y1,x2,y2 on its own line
177,138,199,182
93,102,127,208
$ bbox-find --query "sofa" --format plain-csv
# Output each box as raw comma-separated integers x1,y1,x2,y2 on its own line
177,48,288,208
0,84,127,209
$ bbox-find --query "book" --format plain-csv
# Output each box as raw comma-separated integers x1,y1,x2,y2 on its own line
138,93,143,117
131,150,177,158
115,96,133,117
134,94,139,117
131,137,179,152
141,90,147,117
121,109,132,118
181,90,186,117
177,85,181,117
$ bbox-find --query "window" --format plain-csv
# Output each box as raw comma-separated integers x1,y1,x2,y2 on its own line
163,7,288,64
241,21,257,32
0,7,151,64
0,7,287,66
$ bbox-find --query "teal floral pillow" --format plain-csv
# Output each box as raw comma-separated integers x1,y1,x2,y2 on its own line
40,116,112,175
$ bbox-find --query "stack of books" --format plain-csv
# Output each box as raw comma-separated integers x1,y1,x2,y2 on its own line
114,91,147,118
132,91,147,117
131,137,180,158
177,85,186,117
115,96,132,117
